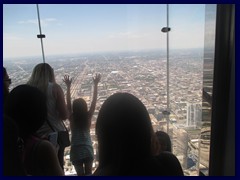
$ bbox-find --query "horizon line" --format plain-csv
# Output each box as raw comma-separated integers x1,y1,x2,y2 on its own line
3,47,204,61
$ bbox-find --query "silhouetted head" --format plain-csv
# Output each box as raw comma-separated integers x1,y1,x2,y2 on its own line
155,131,172,152
4,85,47,138
27,63,55,93
96,93,153,171
72,98,88,129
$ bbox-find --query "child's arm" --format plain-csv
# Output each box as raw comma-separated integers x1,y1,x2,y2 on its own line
88,73,101,120
63,75,73,114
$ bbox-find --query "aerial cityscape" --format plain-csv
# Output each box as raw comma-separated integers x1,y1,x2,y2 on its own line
3,48,206,176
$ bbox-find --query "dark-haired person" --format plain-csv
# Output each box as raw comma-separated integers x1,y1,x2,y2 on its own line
155,130,172,153
4,85,64,175
94,93,183,176
3,115,27,176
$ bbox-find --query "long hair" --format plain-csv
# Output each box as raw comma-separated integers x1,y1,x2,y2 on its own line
27,63,55,94
71,98,88,130
96,93,153,173
155,131,172,152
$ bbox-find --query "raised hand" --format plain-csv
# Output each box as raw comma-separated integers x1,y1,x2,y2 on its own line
93,73,101,85
63,75,73,88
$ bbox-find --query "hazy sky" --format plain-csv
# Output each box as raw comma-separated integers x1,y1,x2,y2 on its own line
3,4,205,58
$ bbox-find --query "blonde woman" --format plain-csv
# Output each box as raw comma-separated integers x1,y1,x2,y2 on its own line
27,63,68,169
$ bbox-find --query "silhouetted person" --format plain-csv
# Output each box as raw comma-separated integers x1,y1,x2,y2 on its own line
3,68,25,176
3,67,11,104
94,93,184,176
151,127,161,156
27,63,68,169
3,115,26,176
155,131,172,153
4,85,64,175
63,74,101,175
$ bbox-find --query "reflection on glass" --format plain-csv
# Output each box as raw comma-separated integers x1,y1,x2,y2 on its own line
199,4,216,176
168,4,205,176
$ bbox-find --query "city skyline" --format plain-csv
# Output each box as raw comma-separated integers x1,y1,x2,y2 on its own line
3,4,205,58
4,49,204,175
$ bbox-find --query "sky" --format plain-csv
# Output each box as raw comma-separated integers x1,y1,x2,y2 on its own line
3,4,205,59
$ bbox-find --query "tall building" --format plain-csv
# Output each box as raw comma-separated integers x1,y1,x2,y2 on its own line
186,103,202,127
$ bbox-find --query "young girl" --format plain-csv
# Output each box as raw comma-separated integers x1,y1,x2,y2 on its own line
63,73,101,176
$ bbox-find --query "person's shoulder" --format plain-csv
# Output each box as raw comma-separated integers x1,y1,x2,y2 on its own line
52,83,64,97
36,139,55,153
156,151,181,165
157,151,177,159
34,139,64,176
153,152,184,176
52,83,62,90
25,137,53,160
38,139,53,146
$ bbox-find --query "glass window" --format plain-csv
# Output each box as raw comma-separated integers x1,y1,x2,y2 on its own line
168,4,206,176
3,4,210,176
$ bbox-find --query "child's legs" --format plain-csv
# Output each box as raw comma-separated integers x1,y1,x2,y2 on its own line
84,160,93,175
73,161,84,176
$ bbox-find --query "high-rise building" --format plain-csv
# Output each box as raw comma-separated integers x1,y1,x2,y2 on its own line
186,103,202,127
